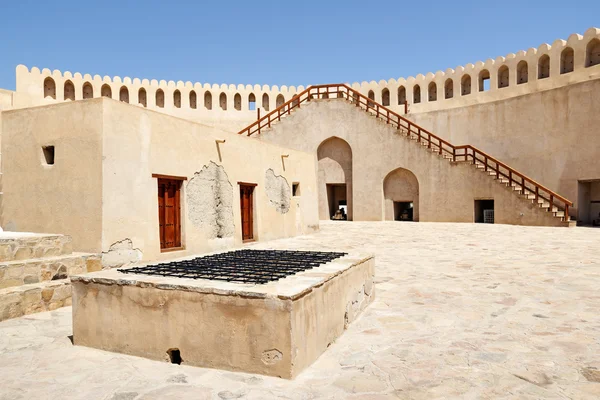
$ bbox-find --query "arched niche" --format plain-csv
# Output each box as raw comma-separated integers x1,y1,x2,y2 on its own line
383,167,419,221
138,88,147,107
461,75,471,95
444,79,453,99
83,82,93,99
262,93,270,111
44,77,56,99
204,91,212,110
276,94,285,108
174,90,181,108
248,93,256,110
517,61,528,84
64,80,75,101
381,88,390,106
219,92,227,110
428,82,437,101
119,86,129,103
156,89,165,108
317,137,353,221
397,86,406,104
413,85,421,103
538,55,550,79
101,84,112,98
498,65,509,88
586,38,600,67
561,47,574,74
189,90,197,109
479,70,490,92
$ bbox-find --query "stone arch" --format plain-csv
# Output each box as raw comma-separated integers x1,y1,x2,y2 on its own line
83,82,93,99
444,79,453,99
428,82,437,101
397,86,406,104
478,70,490,92
204,91,212,110
383,168,419,221
461,75,471,95
174,90,181,108
138,88,147,107
64,80,75,101
189,90,197,109
219,93,227,110
538,54,550,79
262,93,270,111
43,77,56,99
381,88,390,106
517,61,528,84
317,137,353,221
234,93,242,110
413,85,421,103
276,94,285,108
119,86,129,103
586,38,600,67
101,84,112,98
561,47,574,74
248,93,256,110
497,65,509,88
156,89,165,108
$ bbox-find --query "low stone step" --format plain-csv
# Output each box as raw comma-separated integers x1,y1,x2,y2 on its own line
0,278,71,322
0,253,100,290
0,232,72,262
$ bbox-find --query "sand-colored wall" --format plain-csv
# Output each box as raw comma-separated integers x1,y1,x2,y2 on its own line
257,99,567,226
1,101,104,251
409,78,600,219
101,99,319,262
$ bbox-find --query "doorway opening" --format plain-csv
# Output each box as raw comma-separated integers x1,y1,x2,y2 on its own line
326,184,347,220
577,180,600,226
394,202,414,221
239,183,256,241
157,177,184,251
475,200,494,223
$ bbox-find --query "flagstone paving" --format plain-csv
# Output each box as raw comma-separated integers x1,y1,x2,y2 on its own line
2,221,600,399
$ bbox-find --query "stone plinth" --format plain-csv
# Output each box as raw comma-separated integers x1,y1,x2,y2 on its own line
71,252,374,379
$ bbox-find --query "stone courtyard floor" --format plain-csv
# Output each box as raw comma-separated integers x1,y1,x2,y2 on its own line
2,221,600,399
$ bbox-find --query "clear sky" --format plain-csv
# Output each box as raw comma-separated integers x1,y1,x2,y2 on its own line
0,0,598,90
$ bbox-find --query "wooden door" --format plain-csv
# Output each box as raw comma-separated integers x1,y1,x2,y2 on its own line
158,178,182,250
240,185,254,241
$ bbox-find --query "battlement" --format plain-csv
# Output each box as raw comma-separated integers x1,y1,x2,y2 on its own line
11,27,600,125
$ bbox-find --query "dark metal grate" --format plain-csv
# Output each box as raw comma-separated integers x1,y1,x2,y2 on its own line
118,249,347,284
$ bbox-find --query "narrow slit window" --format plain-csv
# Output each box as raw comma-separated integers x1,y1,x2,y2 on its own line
42,146,55,165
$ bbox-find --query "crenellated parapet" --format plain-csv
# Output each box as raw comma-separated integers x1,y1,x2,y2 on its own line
12,27,600,122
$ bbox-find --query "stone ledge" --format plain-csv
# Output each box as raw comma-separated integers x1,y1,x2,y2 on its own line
0,279,72,322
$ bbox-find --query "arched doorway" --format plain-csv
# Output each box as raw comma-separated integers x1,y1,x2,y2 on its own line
383,168,419,221
317,137,353,221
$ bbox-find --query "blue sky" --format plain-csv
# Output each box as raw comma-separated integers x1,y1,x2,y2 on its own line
0,0,598,90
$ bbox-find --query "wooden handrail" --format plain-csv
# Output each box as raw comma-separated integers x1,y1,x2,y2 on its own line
237,83,572,218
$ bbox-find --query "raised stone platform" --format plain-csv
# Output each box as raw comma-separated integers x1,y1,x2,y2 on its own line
71,252,374,379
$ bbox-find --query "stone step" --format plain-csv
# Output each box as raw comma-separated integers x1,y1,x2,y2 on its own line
0,232,73,262
0,253,100,290
0,279,72,322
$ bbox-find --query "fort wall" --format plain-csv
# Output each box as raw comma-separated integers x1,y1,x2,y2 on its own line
12,27,600,133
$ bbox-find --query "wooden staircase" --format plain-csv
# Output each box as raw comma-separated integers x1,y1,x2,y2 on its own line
238,83,573,223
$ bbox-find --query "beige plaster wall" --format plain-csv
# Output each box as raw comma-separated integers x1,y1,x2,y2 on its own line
257,99,566,226
101,99,319,262
1,100,104,251
409,78,600,220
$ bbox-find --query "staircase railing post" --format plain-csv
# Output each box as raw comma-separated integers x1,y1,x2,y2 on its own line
404,100,408,114
549,195,554,211
535,186,539,203
484,156,488,172
565,204,569,220
439,139,442,155
496,162,499,179
453,147,456,162
257,109,261,135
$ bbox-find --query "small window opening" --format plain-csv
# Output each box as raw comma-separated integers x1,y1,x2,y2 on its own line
138,88,147,107
174,90,181,108
381,88,390,106
397,86,406,104
586,39,600,67
276,94,285,108
497,66,509,88
220,93,227,110
461,75,471,96
560,47,574,74
166,348,182,365
394,202,413,221
292,183,300,196
42,146,55,165
517,61,528,84
189,91,197,109
262,93,270,111
156,89,165,108
428,82,437,102
538,55,550,79
444,79,453,99
248,93,256,111
234,93,241,111
204,91,212,110
413,85,421,104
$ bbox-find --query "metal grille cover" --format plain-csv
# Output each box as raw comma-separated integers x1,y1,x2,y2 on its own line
119,249,347,284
